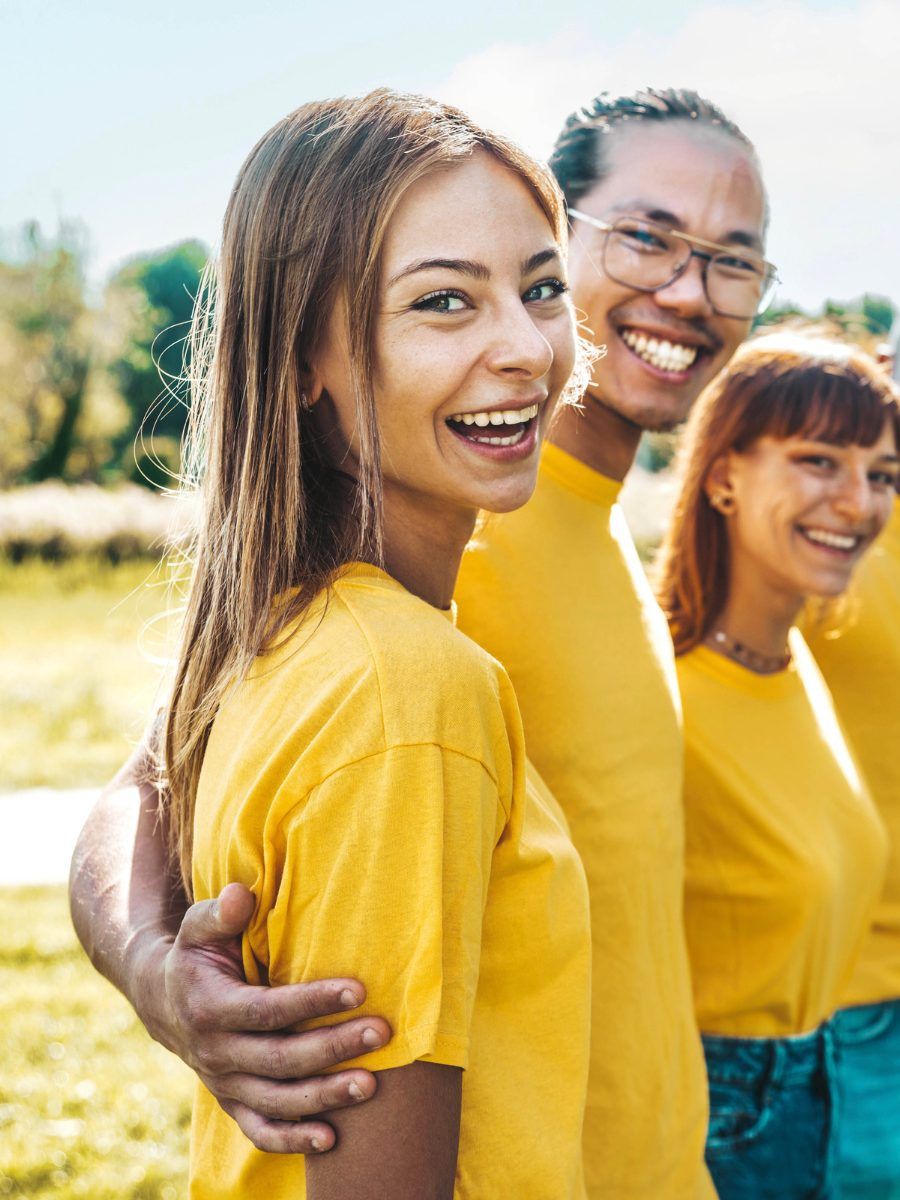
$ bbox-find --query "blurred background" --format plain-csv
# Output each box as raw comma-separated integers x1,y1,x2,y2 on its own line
1,0,896,1194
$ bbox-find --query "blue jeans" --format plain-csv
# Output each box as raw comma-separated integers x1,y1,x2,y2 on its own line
833,998,900,1198
703,1026,838,1200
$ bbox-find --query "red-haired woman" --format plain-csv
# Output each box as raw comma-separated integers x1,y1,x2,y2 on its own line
654,333,900,1200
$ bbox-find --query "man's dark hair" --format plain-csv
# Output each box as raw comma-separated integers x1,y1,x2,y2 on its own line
549,87,758,210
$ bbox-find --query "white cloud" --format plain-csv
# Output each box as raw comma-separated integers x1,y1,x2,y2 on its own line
433,1,900,312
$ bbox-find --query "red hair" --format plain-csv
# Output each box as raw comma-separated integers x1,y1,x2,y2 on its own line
654,333,900,655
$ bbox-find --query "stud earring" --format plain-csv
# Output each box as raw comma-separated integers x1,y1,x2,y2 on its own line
712,492,735,514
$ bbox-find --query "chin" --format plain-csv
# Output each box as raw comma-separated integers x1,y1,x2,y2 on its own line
476,475,540,516
614,395,694,434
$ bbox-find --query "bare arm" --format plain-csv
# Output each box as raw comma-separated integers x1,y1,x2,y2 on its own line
69,737,392,1153
305,1062,461,1200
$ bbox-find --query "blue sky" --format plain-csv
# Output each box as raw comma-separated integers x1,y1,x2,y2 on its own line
3,0,895,311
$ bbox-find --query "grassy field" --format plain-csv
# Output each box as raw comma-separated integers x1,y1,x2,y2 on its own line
0,885,192,1198
0,558,174,791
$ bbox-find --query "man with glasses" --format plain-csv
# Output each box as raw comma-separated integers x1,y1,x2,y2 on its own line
70,89,771,1194
455,90,769,1197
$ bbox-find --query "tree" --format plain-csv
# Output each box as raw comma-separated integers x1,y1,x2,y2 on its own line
0,221,95,485
109,241,207,485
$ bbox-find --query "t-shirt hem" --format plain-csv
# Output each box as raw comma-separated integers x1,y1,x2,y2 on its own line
323,1024,469,1073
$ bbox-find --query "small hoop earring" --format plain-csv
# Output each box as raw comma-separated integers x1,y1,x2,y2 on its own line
299,391,311,413
712,492,735,514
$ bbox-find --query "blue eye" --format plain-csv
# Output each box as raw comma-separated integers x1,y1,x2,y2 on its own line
523,278,568,303
412,290,469,313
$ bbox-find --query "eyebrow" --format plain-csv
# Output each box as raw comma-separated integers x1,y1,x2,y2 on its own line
801,439,900,466
387,246,562,288
609,201,764,253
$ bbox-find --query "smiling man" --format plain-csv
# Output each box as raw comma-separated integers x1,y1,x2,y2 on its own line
454,91,769,1197
70,89,771,1194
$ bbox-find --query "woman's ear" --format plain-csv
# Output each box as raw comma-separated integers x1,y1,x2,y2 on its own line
298,359,326,413
704,454,737,515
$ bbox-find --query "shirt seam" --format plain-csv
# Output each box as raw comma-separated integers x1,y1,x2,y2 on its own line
274,743,508,838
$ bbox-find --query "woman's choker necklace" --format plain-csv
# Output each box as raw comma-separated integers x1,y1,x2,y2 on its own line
707,629,792,675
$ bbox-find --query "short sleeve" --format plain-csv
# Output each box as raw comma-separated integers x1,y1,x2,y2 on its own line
262,743,505,1072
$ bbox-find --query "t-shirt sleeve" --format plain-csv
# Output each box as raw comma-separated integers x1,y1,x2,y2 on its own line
262,742,506,1072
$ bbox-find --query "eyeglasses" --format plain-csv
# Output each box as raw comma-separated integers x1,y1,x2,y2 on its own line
568,209,779,320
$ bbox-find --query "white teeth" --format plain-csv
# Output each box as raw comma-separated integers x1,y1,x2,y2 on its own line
620,328,699,373
472,428,527,446
802,528,859,551
447,403,539,427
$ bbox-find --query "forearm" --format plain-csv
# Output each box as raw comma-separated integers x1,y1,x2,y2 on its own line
69,740,186,1038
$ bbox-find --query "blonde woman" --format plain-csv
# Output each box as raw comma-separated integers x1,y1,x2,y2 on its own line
655,335,900,1199
161,91,591,1198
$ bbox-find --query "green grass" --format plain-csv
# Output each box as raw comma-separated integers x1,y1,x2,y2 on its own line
0,559,176,790
0,886,192,1198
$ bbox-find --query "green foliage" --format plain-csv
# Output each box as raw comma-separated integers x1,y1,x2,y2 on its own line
109,242,207,486
0,227,208,487
860,294,895,337
758,293,897,348
0,223,98,486
0,886,191,1197
636,430,678,473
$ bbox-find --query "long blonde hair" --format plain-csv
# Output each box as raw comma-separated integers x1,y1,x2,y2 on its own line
163,89,568,894
655,333,900,656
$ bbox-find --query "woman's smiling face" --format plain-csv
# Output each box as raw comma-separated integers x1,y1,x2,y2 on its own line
311,151,576,523
717,427,900,604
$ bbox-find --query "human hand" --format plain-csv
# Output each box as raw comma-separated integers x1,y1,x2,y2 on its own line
133,882,392,1153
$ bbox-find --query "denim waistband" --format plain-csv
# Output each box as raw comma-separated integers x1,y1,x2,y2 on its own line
831,996,900,1045
702,1021,836,1088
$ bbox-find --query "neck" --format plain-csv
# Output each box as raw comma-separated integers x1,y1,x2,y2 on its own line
549,389,642,482
712,559,802,661
379,485,476,610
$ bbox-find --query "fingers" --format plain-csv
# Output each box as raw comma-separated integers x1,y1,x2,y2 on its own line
212,979,384,1036
214,882,258,933
176,884,256,948
216,1067,378,1122
200,1017,392,1078
218,1098,337,1155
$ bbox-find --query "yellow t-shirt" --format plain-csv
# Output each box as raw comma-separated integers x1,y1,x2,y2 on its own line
809,496,900,1008
189,565,591,1199
456,443,714,1200
678,632,888,1037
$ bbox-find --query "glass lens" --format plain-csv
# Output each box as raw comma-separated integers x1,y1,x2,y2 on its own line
601,216,776,319
707,252,772,319
603,219,690,291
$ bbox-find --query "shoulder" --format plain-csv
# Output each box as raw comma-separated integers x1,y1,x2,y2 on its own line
333,572,522,778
